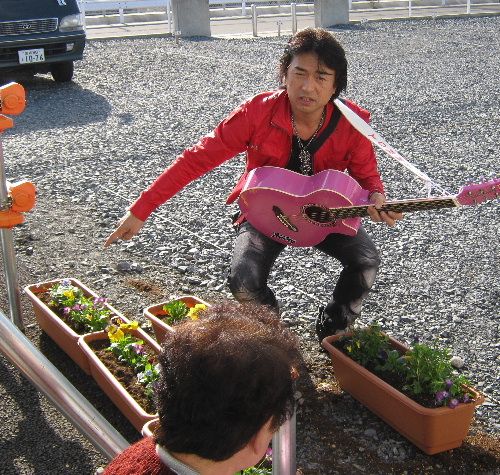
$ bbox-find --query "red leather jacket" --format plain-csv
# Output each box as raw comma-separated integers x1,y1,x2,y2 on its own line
130,89,384,221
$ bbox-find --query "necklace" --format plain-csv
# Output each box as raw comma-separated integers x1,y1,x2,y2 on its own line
291,108,326,175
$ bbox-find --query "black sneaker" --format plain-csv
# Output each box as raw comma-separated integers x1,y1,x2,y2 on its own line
315,303,358,344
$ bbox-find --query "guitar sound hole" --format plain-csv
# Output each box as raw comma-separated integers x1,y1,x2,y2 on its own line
304,206,336,224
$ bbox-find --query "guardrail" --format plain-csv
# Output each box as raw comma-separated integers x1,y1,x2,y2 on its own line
80,0,499,25
79,0,171,24
0,308,130,460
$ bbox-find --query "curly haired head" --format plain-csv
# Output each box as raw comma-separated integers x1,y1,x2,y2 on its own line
154,302,301,461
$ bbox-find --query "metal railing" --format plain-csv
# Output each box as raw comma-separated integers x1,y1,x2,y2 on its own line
79,0,500,33
79,0,171,23
0,309,130,460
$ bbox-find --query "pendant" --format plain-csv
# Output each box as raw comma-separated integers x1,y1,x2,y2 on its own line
299,148,313,175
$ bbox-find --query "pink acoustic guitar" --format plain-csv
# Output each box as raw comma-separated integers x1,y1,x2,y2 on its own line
238,166,500,247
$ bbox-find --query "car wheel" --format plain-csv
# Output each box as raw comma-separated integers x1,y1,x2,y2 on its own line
50,61,74,82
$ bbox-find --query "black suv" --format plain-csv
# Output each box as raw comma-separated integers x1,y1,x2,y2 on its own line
0,0,86,82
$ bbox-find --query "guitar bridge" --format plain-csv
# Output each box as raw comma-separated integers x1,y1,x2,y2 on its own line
272,206,298,232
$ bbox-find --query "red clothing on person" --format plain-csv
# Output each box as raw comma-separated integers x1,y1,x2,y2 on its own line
103,437,176,475
129,89,384,221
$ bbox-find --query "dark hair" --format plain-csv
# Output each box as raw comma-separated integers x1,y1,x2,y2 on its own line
279,27,348,100
155,302,301,462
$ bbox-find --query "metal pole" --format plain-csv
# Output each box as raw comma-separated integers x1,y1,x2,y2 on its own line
0,139,24,331
272,410,296,475
408,0,412,16
242,0,246,16
466,0,470,14
252,3,257,37
291,3,297,35
166,0,172,34
80,0,87,28
0,309,129,460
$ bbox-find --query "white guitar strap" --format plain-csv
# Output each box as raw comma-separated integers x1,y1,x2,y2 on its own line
334,99,449,196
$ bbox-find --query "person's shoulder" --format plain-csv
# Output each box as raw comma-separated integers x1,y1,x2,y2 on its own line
340,97,371,121
102,437,162,475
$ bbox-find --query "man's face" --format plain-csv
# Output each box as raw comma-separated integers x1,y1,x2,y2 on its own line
284,52,337,118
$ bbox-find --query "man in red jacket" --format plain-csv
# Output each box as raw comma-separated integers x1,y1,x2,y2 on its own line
105,28,403,343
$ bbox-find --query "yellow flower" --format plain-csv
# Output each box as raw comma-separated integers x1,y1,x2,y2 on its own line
120,321,139,331
63,290,74,299
187,303,207,320
108,326,124,342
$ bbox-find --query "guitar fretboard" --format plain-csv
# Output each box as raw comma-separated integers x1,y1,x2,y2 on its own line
330,197,458,219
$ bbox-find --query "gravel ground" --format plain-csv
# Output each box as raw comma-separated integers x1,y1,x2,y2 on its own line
0,16,499,475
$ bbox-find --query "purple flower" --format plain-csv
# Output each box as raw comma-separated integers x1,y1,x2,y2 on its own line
448,398,459,409
93,297,107,307
462,394,470,403
445,379,453,390
72,304,81,311
63,307,71,315
435,391,449,403
61,279,71,287
132,343,144,354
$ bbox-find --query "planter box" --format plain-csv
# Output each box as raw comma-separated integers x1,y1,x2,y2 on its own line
24,278,129,375
143,295,211,343
79,328,160,432
322,333,485,455
142,418,160,438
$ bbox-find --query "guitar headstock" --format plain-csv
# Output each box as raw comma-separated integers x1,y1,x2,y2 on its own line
456,178,500,206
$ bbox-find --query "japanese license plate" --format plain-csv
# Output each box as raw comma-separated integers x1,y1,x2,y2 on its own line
18,48,45,64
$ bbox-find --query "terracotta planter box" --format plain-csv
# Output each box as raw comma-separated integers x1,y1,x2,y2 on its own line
79,328,160,432
142,418,160,438
143,295,211,343
322,333,485,455
24,278,129,375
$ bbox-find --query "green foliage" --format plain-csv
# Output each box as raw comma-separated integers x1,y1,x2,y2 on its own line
106,320,160,400
238,449,272,475
49,279,111,332
344,323,389,367
162,300,189,325
161,300,207,325
340,323,473,408
376,348,407,375
240,467,272,475
403,343,453,395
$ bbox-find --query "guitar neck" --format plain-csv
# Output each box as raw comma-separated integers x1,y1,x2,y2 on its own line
331,196,459,220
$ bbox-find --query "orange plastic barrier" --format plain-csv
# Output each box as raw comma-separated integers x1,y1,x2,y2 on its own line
0,83,35,228
0,82,25,117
